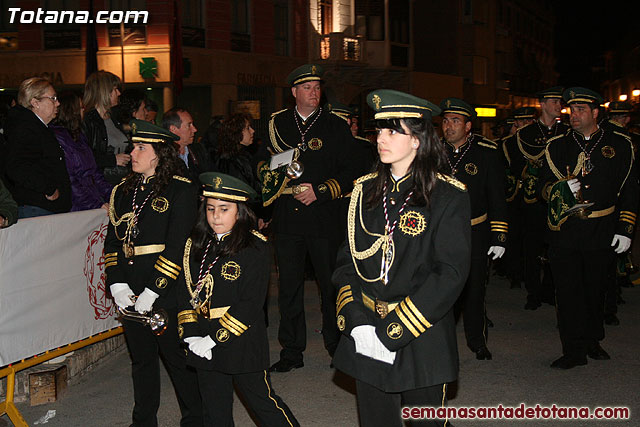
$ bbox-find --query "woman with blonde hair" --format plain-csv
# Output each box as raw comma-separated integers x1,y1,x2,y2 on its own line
3,77,71,217
82,70,131,184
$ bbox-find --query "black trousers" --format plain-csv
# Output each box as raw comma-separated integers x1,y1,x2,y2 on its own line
197,369,299,427
460,256,488,351
274,232,339,363
356,380,449,427
504,202,523,283
123,307,202,427
548,246,612,358
523,204,554,302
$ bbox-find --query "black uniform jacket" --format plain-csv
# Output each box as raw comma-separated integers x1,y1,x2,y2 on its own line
3,105,71,212
104,175,198,309
332,172,471,392
503,120,569,205
442,134,508,255
177,232,271,374
261,107,358,237
538,128,639,250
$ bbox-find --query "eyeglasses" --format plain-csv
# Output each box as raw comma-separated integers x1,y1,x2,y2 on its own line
39,96,58,103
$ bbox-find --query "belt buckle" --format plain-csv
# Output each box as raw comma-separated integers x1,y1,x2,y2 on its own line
375,298,389,319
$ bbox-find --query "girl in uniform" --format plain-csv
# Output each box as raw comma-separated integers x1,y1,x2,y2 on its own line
177,172,298,427
105,119,202,426
331,90,472,426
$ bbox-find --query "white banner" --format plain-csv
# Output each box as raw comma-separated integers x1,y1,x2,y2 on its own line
0,210,120,366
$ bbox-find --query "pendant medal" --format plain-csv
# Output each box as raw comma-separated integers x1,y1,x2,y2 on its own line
123,242,134,258
583,158,594,175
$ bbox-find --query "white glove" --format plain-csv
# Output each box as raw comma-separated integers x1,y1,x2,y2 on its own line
110,283,135,309
134,287,159,314
487,246,506,260
567,178,581,197
351,325,396,365
184,335,215,360
611,234,632,254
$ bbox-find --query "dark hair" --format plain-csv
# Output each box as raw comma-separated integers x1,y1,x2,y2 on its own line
116,89,146,124
162,107,188,130
365,117,447,209
190,198,258,260
52,91,83,142
217,113,252,156
144,97,158,112
121,142,183,195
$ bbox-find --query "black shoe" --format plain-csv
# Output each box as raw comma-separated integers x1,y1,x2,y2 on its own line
475,346,492,360
524,298,541,310
269,359,304,373
587,344,611,360
550,355,587,369
604,313,620,326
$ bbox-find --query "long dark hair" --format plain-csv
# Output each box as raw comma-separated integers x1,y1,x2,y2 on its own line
217,113,252,157
190,198,258,260
365,117,447,208
121,142,183,195
53,91,83,142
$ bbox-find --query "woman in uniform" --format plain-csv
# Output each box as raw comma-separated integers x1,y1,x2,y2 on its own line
105,119,202,426
177,172,298,427
331,90,472,426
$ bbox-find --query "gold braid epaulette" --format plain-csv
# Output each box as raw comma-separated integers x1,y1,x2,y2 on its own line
331,111,349,122
251,230,268,241
613,130,632,141
437,173,467,191
108,181,135,241
268,110,292,153
477,138,498,149
355,172,378,185
545,140,585,180
173,175,192,183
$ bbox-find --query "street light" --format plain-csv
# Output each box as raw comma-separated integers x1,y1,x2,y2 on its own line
633,89,640,97
619,94,628,101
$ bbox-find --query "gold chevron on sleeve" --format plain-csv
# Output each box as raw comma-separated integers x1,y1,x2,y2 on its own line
158,255,181,272
177,310,198,325
219,317,243,336
336,285,353,314
404,297,432,329
154,263,179,279
222,312,248,333
620,211,637,225
395,308,420,337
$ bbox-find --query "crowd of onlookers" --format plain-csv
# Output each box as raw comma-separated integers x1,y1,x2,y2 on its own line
0,71,261,230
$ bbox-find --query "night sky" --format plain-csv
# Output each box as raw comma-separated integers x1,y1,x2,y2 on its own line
554,3,640,89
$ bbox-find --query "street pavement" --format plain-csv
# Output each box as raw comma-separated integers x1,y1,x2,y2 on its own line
5,271,640,427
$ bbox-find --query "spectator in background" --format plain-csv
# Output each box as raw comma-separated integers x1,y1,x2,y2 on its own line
144,97,158,124
0,94,16,176
4,77,71,218
162,107,212,182
214,112,260,192
114,89,147,126
0,179,18,228
50,92,113,212
82,70,131,185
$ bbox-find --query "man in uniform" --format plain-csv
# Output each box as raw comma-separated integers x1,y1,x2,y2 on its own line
503,88,568,308
440,98,508,360
600,101,639,325
163,107,212,182
259,64,357,372
539,87,638,369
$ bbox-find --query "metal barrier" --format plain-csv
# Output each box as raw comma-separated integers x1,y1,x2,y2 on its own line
0,327,123,427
